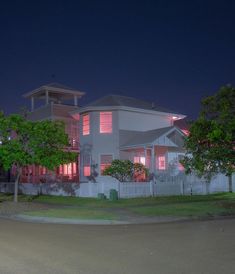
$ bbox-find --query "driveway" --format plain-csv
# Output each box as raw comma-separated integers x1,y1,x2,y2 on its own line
0,218,234,274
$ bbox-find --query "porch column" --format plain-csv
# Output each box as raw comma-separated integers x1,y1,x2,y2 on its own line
74,95,78,106
45,90,49,105
144,147,147,167
31,97,34,111
151,146,155,173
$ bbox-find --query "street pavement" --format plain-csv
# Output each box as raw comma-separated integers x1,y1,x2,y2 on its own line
0,218,234,274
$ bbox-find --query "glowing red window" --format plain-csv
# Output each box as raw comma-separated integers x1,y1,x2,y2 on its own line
83,166,91,176
134,156,146,166
100,112,112,133
100,154,113,174
83,114,90,135
158,156,166,170
83,154,91,177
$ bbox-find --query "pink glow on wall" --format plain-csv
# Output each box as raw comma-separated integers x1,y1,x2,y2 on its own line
178,162,185,171
172,116,179,120
100,112,112,133
182,129,190,136
82,114,90,135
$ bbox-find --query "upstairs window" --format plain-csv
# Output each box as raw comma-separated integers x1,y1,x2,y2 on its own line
100,154,113,174
83,114,90,135
100,112,112,133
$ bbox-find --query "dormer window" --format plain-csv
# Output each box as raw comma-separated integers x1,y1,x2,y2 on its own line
82,114,90,135
100,112,112,133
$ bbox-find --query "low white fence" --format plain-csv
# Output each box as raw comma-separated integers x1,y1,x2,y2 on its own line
0,174,234,198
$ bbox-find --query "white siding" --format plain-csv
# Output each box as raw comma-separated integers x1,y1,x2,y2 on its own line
118,110,171,131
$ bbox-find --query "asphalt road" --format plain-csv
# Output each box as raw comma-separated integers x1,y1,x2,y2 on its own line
0,218,234,274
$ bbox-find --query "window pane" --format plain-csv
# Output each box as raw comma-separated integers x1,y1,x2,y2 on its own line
100,112,112,133
83,114,90,135
100,154,113,174
158,156,166,170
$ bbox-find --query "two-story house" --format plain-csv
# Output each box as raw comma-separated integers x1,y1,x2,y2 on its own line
22,83,188,183
71,94,187,181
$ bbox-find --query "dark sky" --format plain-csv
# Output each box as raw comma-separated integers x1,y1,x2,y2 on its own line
0,0,234,119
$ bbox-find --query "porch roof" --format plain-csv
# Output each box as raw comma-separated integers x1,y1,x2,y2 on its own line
120,126,186,149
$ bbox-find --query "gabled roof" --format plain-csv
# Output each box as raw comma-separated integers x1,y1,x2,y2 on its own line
81,94,182,115
120,126,186,149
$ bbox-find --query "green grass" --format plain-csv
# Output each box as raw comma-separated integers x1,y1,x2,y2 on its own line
24,208,117,220
130,201,235,217
32,192,235,207
1,192,235,219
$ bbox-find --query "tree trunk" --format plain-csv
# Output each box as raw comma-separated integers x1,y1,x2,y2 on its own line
14,168,22,203
228,174,233,193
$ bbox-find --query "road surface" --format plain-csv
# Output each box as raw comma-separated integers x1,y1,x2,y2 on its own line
0,218,234,274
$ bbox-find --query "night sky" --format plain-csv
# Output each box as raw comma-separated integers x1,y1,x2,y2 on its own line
0,0,234,119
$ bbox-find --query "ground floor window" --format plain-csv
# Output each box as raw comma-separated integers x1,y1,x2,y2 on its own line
100,154,113,174
83,154,91,177
157,155,166,170
133,156,146,166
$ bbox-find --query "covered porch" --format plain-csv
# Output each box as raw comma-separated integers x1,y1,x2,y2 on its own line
119,126,186,175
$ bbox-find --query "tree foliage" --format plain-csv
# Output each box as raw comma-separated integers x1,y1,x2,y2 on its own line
103,159,148,182
0,113,77,202
181,86,235,191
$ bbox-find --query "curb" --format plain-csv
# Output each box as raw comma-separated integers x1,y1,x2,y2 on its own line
2,214,188,225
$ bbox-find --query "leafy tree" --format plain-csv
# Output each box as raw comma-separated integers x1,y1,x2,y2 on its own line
181,86,235,192
0,113,77,202
103,159,148,182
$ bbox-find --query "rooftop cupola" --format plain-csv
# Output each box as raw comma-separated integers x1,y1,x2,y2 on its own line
23,83,85,111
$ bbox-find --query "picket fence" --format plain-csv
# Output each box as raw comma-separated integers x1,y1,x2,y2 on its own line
0,173,234,198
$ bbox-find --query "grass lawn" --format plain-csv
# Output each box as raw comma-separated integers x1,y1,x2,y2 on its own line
1,192,235,219
130,201,235,217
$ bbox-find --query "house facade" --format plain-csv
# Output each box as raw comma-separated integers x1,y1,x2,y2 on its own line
21,83,188,183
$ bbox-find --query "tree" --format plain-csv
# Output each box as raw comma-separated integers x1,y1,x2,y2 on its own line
181,85,235,192
0,113,77,202
103,159,148,182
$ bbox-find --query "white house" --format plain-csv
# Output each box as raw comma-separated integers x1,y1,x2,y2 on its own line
71,94,188,182
20,83,188,183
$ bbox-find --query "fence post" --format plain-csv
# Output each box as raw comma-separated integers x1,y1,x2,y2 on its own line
150,181,154,196
180,180,184,195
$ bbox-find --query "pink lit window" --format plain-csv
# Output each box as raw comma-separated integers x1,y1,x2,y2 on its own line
100,154,113,174
83,166,91,176
134,156,146,166
158,156,166,170
100,112,112,133
73,162,77,174
83,114,90,135
83,154,91,177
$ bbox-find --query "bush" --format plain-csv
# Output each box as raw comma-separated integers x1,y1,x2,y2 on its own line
103,159,148,182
